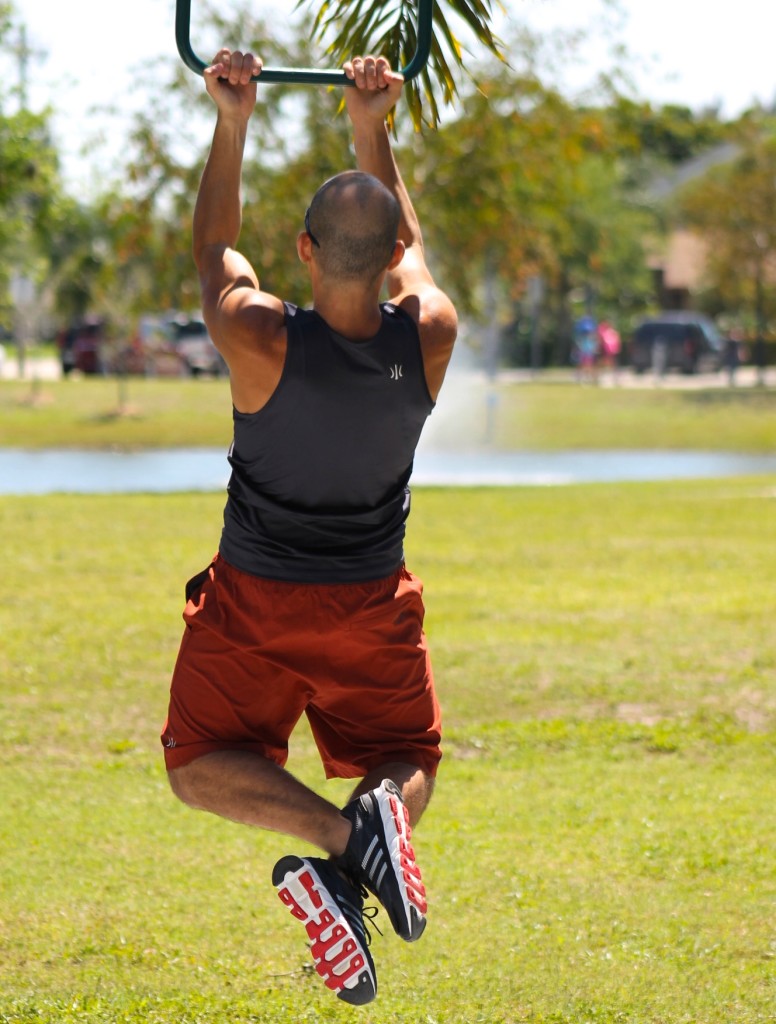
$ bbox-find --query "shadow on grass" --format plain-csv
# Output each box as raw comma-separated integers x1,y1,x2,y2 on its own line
89,406,146,422
678,387,776,408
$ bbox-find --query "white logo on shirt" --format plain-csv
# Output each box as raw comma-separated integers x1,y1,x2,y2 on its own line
390,364,403,380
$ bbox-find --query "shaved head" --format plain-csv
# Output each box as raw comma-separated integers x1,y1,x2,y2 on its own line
305,171,400,283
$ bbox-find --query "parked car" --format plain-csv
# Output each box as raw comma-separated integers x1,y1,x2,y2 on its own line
630,312,726,375
58,318,107,375
109,317,187,377
168,315,226,376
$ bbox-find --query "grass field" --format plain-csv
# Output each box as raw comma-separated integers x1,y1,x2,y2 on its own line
2,374,776,452
1,375,774,1021
2,477,775,1023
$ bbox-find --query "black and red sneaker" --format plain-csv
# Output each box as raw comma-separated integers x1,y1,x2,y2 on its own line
272,854,377,1005
338,779,427,942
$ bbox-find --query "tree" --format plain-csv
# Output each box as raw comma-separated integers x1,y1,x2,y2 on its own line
101,14,661,366
399,62,656,363
0,95,60,331
37,196,107,322
28,2,666,366
676,119,776,357
85,4,353,320
302,0,504,128
610,97,728,168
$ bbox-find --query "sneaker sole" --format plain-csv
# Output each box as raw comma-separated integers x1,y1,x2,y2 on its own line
371,780,427,942
272,855,376,1006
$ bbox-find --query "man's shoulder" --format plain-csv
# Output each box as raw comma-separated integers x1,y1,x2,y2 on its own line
390,289,457,402
392,288,457,343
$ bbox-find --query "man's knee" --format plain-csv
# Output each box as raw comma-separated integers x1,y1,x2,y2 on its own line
374,761,436,825
167,762,205,808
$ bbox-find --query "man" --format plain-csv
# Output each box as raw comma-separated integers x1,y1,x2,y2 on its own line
161,50,457,1005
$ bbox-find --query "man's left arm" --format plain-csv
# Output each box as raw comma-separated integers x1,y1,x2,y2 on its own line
344,56,457,402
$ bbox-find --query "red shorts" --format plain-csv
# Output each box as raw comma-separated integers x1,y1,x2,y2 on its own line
161,555,442,779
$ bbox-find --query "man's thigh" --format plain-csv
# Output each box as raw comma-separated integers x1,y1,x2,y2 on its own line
306,567,443,779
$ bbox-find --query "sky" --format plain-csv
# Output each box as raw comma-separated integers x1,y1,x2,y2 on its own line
9,0,776,190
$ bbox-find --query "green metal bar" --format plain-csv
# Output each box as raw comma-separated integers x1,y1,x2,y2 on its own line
175,0,432,85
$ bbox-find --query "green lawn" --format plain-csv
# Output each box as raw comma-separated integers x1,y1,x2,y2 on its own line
2,375,776,451
2,480,775,1022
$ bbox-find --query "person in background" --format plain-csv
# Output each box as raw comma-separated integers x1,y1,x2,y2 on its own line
597,319,621,381
573,315,598,384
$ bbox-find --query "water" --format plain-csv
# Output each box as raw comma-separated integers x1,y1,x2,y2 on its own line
1,447,776,495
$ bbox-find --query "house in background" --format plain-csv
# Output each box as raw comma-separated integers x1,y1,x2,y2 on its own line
647,228,709,310
645,141,740,310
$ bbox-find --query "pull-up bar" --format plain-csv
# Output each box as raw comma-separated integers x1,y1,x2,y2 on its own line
175,0,433,85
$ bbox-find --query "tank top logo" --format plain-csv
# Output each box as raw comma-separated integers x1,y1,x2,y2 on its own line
389,363,404,380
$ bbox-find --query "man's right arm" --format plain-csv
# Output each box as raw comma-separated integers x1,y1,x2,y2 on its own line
345,57,457,400
194,48,286,414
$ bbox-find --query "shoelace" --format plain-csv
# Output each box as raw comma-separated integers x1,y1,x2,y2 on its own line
362,903,383,945
335,875,383,947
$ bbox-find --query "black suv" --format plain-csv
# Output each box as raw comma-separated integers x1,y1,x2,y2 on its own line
630,312,725,374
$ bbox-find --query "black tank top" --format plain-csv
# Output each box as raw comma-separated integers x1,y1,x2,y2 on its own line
218,301,435,583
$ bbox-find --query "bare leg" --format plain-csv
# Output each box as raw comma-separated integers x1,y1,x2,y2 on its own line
168,751,351,857
347,761,435,827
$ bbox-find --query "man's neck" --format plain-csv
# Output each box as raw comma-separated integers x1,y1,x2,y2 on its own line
312,283,385,341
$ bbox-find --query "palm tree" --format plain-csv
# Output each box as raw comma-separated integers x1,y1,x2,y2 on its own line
305,0,504,126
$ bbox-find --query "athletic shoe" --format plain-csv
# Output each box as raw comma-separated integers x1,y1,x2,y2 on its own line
338,779,427,942
272,854,377,1005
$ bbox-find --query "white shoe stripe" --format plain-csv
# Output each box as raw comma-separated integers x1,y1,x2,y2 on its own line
361,835,379,873
365,849,384,880
374,862,388,892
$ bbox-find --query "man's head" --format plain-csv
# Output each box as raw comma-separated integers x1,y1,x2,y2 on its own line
300,171,402,285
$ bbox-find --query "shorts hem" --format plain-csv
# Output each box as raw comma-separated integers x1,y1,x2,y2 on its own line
162,740,287,772
321,749,442,781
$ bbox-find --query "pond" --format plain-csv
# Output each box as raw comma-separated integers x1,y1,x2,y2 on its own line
1,447,776,495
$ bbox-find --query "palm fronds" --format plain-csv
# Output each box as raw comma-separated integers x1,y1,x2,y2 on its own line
302,0,505,127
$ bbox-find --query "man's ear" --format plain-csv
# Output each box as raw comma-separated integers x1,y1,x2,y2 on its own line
297,231,313,264
387,240,405,271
